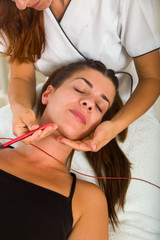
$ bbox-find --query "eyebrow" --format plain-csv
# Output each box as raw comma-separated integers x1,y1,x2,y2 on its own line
75,77,110,106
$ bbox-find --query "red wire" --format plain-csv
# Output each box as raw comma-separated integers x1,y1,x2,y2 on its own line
1,138,160,189
30,143,160,190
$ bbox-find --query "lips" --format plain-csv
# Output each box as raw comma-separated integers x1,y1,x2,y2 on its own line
69,109,86,125
30,0,40,8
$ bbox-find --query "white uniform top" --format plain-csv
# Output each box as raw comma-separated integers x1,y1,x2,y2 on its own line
34,0,160,77
0,1,160,239
0,0,159,100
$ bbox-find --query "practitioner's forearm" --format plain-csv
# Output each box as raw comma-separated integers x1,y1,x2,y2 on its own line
111,76,160,134
8,60,36,113
111,50,160,134
8,77,36,112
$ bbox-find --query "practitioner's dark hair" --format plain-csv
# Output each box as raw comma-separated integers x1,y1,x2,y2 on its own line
0,0,45,63
37,59,131,229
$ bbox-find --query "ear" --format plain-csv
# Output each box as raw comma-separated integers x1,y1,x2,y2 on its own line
42,85,55,105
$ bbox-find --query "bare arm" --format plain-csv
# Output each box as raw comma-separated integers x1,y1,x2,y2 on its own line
8,60,56,143
68,184,108,240
9,60,36,113
8,60,39,135
111,49,160,132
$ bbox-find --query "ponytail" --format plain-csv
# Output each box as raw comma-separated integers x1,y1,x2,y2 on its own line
86,92,131,228
36,59,131,229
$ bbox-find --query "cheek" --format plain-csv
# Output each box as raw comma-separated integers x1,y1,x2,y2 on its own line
90,113,102,128
87,118,101,133
79,116,102,139
56,114,101,140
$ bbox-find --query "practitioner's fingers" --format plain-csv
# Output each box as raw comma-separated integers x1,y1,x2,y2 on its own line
13,108,39,138
22,123,58,144
56,136,93,151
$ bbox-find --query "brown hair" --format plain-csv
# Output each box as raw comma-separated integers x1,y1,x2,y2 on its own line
37,59,131,229
0,0,45,63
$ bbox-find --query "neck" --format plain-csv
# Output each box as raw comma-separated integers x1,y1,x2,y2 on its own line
17,130,73,171
50,0,71,21
34,133,72,162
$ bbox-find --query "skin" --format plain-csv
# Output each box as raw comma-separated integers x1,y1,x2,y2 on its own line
42,69,115,140
1,68,114,239
11,0,70,21
59,50,160,151
8,1,160,150
11,0,53,10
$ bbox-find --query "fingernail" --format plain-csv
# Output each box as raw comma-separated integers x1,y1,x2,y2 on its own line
35,130,42,136
31,124,39,129
57,136,62,141
63,139,69,144
53,124,58,130
47,126,53,132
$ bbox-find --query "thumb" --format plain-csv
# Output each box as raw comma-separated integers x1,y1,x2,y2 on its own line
87,131,103,151
23,115,40,131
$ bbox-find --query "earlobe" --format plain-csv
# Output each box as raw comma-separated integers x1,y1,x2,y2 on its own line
42,85,55,105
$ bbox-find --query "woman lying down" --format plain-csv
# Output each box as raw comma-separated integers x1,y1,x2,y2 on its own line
0,60,131,240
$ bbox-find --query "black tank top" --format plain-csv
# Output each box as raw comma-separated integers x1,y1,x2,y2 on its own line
0,169,76,240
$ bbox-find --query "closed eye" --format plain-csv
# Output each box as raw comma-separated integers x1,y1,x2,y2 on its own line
96,103,102,113
74,87,102,112
74,88,84,93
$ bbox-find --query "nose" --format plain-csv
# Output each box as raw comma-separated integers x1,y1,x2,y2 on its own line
15,0,28,10
80,99,94,111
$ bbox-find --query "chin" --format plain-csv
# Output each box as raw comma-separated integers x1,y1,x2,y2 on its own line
58,126,89,140
61,131,85,140
59,124,95,141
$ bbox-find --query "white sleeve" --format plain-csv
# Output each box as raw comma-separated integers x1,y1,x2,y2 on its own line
119,0,160,57
0,40,6,53
0,32,9,54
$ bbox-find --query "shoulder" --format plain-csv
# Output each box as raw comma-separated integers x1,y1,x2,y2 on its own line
75,178,108,213
69,178,108,239
0,147,22,172
0,147,14,161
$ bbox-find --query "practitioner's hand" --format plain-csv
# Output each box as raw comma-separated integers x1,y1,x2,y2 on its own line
57,121,118,152
13,106,58,144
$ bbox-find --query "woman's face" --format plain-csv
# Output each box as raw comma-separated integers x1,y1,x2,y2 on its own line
42,69,116,140
11,0,52,10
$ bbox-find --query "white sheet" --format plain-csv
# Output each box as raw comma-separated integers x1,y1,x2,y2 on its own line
0,83,160,239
